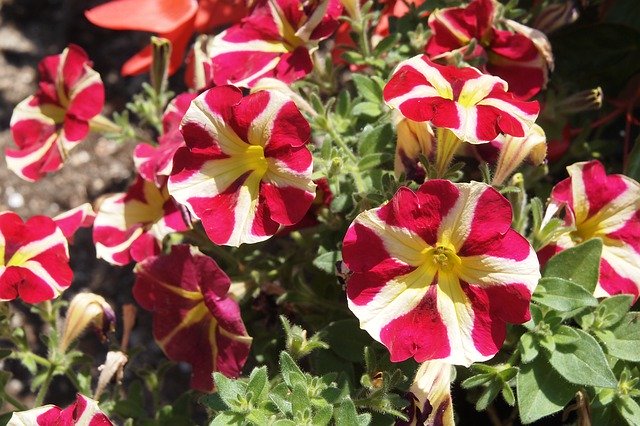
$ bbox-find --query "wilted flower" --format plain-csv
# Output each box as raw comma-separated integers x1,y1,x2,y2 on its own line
393,111,434,182
133,245,252,391
85,0,247,76
206,0,343,87
540,161,640,300
94,351,128,399
7,45,105,181
343,180,540,365
491,123,547,186
398,361,454,426
0,212,71,304
168,86,316,246
93,176,189,265
59,293,116,352
425,0,553,99
8,393,113,426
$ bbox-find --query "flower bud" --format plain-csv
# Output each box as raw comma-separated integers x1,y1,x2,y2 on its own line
400,361,454,426
533,1,580,34
59,293,115,352
340,0,362,21
555,87,603,115
393,111,434,182
492,124,547,186
150,36,171,95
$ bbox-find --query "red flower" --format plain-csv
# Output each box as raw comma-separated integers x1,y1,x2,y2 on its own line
8,393,112,425
133,245,252,392
85,0,248,76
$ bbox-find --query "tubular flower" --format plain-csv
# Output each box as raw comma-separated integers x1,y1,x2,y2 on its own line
168,86,316,247
425,0,553,99
93,176,189,266
343,180,540,365
134,93,197,186
490,123,547,186
85,0,248,76
0,212,71,304
206,0,343,87
393,110,434,183
133,245,252,392
7,45,105,182
398,361,454,426
541,161,640,300
59,293,116,353
8,394,112,426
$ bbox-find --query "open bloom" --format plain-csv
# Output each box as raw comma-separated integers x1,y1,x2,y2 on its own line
93,176,189,265
540,161,640,300
7,44,104,181
85,0,247,76
343,180,540,365
168,86,316,246
425,0,553,99
0,212,71,304
8,394,112,426
133,245,252,391
398,361,454,426
206,0,343,87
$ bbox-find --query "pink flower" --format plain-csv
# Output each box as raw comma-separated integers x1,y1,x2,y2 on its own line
134,93,197,186
206,0,343,87
0,212,72,304
93,177,189,266
7,45,104,181
541,161,640,300
133,244,252,392
343,180,540,365
8,393,112,425
425,0,553,99
168,86,316,246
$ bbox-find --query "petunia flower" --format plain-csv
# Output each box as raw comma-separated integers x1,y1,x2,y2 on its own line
93,176,189,266
134,93,197,186
132,244,252,392
384,55,539,176
539,161,640,300
206,0,343,87
0,212,72,304
392,110,434,183
425,0,553,100
398,361,454,426
7,44,105,182
85,0,248,76
59,293,116,353
8,393,112,426
53,203,96,241
168,85,316,247
343,179,540,365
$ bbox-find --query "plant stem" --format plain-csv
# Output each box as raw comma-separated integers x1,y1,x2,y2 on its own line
34,363,56,406
325,125,367,193
3,392,27,411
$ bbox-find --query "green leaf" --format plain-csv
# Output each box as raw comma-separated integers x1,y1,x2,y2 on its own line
543,239,602,293
279,352,305,388
351,102,382,117
246,367,269,405
359,124,393,156
596,295,634,329
269,383,292,415
594,329,640,362
313,251,340,274
625,135,640,181
334,399,370,426
321,320,370,363
532,277,598,311
213,373,246,408
373,34,401,56
352,74,382,103
615,395,640,426
518,332,539,363
548,326,617,388
291,383,311,416
358,153,391,171
209,412,244,425
517,357,578,424
336,90,351,117
461,373,493,389
476,380,502,411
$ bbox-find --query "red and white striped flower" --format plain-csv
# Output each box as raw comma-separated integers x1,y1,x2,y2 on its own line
134,93,197,185
540,161,640,300
425,0,553,100
384,55,540,145
206,0,343,87
53,203,96,241
399,361,454,426
133,245,252,392
8,393,112,425
93,177,189,266
168,86,316,247
0,212,71,304
7,44,105,182
343,180,540,365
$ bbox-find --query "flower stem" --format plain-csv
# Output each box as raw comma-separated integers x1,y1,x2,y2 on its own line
3,392,27,411
34,363,56,406
324,125,367,193
89,115,122,134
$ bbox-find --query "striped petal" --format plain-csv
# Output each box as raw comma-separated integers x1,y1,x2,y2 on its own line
383,55,539,144
168,86,315,247
398,361,454,426
53,203,96,240
0,212,71,303
132,245,252,392
343,180,539,365
93,177,189,266
8,394,113,426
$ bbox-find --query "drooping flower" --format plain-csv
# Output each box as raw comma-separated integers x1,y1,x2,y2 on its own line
59,293,116,352
425,0,553,99
85,0,248,76
343,180,540,365
133,244,252,392
540,161,640,300
206,0,343,87
8,393,113,426
168,86,316,247
398,361,454,426
53,203,96,241
93,176,189,266
7,45,105,182
0,212,71,304
134,93,197,186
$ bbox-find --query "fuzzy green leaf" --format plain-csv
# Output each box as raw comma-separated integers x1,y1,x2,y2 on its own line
533,277,598,311
543,239,602,293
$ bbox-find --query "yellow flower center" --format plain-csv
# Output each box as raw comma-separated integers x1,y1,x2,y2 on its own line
242,144,269,179
422,243,461,273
